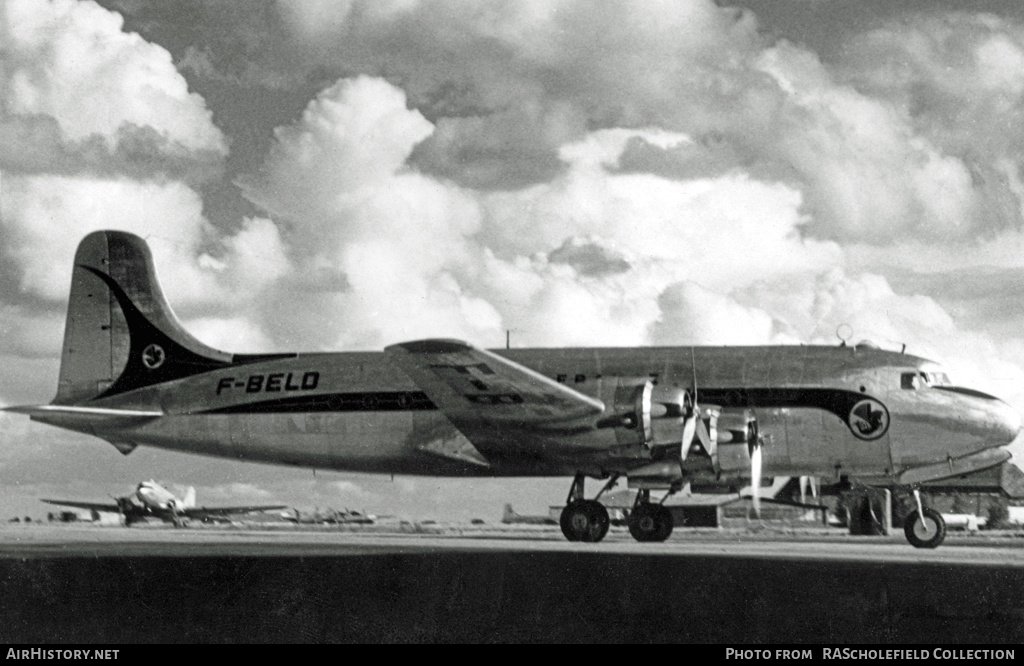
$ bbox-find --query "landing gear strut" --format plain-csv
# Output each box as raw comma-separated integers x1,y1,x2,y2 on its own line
559,473,611,543
904,489,946,549
627,489,673,542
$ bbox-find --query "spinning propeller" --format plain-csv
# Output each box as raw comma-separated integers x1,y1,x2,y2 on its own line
749,437,762,518
678,348,764,519
679,349,713,464
799,475,819,505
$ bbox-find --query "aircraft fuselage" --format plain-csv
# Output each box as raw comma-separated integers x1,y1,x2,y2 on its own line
35,344,1019,487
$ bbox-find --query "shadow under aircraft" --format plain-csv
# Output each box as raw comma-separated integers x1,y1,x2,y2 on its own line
7,231,1022,547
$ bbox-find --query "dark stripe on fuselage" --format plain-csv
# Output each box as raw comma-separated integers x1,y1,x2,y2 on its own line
196,386,875,423
201,391,437,414
696,387,875,424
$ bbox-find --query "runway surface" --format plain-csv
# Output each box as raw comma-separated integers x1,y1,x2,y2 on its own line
2,524,1023,643
2,523,1024,565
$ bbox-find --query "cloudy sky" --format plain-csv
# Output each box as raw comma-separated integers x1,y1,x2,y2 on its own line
4,0,1024,520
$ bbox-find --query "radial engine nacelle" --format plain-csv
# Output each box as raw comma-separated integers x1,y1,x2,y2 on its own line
597,379,762,477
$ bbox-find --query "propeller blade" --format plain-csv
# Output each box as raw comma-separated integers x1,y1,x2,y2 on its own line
750,444,762,518
799,476,808,505
680,414,696,462
683,346,699,463
695,416,713,455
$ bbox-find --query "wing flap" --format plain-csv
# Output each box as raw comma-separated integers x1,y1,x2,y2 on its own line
384,339,604,428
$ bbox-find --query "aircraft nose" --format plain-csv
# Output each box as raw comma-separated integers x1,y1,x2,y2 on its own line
991,400,1022,445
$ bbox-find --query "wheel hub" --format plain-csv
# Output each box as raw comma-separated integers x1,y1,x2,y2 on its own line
913,516,937,540
570,512,589,532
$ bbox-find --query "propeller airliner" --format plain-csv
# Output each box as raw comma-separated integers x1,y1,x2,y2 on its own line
6,231,1021,547
41,479,286,527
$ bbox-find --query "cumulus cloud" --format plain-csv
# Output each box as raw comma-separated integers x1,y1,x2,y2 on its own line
0,0,282,402
2,0,225,154
2,175,215,301
829,12,1024,234
273,0,770,189
232,76,848,350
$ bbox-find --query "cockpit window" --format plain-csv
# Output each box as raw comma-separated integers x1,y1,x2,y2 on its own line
901,370,952,389
901,372,922,390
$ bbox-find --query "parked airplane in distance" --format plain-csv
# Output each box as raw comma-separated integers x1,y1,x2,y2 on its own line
42,480,286,527
502,503,557,525
7,231,1022,547
282,507,376,524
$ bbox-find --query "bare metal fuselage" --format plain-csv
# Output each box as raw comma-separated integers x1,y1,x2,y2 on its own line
34,344,1019,485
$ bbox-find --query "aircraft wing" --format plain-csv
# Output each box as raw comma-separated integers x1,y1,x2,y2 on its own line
385,339,605,428
40,499,121,513
182,505,288,517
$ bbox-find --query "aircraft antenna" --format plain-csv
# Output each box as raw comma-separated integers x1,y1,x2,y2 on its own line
836,324,852,347
506,330,510,349
690,346,697,403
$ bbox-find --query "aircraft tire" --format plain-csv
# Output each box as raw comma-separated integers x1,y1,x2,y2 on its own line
582,500,610,543
559,500,609,543
904,507,946,549
559,502,582,541
654,504,674,542
628,503,672,542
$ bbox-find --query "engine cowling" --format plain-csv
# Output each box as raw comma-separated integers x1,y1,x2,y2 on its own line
713,408,759,474
597,380,691,448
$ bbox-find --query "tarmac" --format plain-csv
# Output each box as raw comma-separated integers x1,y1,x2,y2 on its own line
2,523,1023,643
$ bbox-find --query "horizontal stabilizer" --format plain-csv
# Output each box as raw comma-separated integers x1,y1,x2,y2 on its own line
3,405,163,418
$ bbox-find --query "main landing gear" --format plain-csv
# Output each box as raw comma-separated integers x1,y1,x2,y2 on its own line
559,474,676,543
628,490,673,543
559,474,611,542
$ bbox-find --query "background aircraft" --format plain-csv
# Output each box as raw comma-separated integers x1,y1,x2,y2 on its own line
502,503,557,525
282,507,376,524
42,480,286,527
7,230,1022,547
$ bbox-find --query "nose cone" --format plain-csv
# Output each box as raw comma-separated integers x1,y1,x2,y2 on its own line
991,400,1022,446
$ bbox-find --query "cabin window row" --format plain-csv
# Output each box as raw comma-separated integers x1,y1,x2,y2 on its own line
554,373,660,384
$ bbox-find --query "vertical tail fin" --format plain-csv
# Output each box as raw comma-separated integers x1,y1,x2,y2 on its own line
55,231,233,404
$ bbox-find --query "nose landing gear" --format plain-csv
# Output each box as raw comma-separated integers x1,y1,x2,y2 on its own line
904,489,946,549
